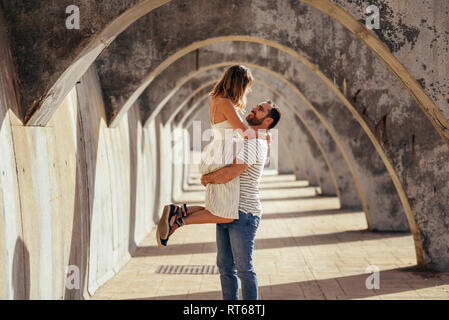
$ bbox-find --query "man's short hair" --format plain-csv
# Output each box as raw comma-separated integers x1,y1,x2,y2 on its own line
265,100,281,129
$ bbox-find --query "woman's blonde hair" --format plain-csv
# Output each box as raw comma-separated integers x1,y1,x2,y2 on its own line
210,65,254,112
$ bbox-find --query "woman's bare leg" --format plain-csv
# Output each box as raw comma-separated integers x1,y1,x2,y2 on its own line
184,209,234,225
166,205,205,235
169,209,234,235
182,205,204,215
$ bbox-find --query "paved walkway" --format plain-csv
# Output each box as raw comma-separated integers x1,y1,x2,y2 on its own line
92,171,449,300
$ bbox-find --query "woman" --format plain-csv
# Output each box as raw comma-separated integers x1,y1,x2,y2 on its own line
157,65,266,248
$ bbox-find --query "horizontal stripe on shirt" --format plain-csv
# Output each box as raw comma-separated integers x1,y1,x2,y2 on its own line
236,138,268,217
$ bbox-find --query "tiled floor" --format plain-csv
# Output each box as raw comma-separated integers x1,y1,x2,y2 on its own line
91,172,449,300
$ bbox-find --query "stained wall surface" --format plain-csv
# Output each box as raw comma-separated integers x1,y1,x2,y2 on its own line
0,39,164,298
1,0,449,300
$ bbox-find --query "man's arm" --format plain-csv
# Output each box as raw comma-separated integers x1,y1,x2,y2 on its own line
201,158,247,186
201,138,260,186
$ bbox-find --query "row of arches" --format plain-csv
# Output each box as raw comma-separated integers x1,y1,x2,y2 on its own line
1,0,448,300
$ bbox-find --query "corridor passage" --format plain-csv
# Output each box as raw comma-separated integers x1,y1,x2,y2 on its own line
91,167,449,300
2,0,449,301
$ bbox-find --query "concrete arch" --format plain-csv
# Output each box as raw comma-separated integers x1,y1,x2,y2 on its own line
175,84,341,200
15,0,171,126
178,99,299,178
149,54,436,235
154,59,334,195
92,12,447,270
181,97,326,197
144,58,408,228
249,84,359,202
30,1,446,269
173,84,330,195
139,54,428,264
302,0,449,144
184,106,315,184
155,66,323,188
172,75,342,195
12,0,446,150
87,2,449,144
154,59,357,199
180,89,323,191
149,67,316,191
125,37,431,268
5,0,446,269
173,93,301,199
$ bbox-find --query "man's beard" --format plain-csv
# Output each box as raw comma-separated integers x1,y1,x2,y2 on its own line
246,113,264,126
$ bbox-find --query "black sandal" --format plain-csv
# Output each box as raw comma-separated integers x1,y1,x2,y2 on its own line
157,214,185,248
179,203,188,218
174,215,185,228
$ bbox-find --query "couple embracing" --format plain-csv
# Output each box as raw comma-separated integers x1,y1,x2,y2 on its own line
156,65,281,300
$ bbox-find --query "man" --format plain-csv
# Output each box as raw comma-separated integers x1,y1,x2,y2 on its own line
201,100,281,300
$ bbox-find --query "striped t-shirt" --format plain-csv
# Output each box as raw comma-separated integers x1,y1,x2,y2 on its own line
236,138,268,217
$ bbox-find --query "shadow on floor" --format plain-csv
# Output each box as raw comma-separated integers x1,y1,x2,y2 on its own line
12,238,30,299
261,208,365,220
133,229,411,258
175,195,327,205
124,266,449,300
183,183,312,192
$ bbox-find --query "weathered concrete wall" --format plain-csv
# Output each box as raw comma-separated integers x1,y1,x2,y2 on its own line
0,14,26,299
331,0,449,119
161,42,393,228
172,80,329,191
0,0,145,123
57,0,449,269
78,66,163,296
155,61,325,189
0,52,160,299
141,41,401,218
182,101,293,177
1,0,448,285
273,132,294,175
149,46,380,212
248,86,343,197
180,86,310,181
2,0,447,138
156,117,173,215
92,0,447,268
245,92,329,192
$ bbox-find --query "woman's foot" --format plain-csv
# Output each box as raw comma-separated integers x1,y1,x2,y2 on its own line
156,209,184,248
157,204,179,240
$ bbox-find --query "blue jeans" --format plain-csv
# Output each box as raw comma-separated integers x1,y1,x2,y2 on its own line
216,210,260,300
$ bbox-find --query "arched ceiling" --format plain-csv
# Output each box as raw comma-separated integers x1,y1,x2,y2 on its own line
2,0,447,144
2,0,448,270
146,52,444,268
136,49,410,228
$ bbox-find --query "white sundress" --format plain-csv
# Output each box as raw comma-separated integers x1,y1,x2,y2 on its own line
198,105,243,219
